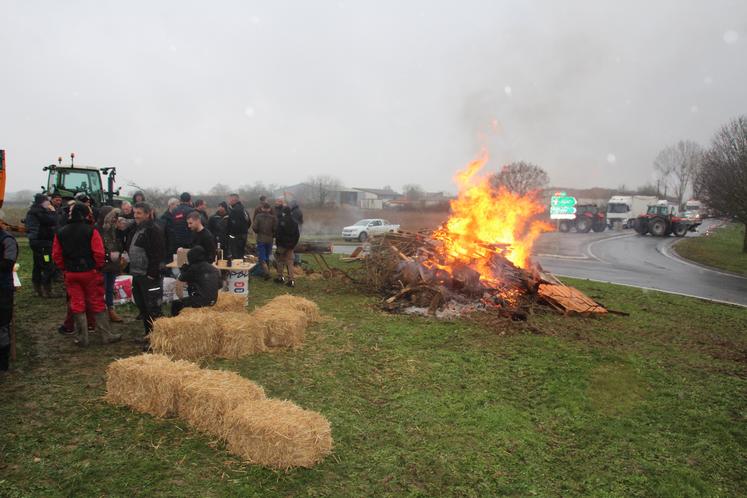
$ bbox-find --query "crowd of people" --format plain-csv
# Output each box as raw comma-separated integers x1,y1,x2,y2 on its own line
0,190,304,369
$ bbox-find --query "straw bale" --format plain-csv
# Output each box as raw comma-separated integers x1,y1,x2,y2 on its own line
251,307,307,348
224,398,333,469
212,292,248,313
265,295,321,323
150,311,221,361
214,312,269,359
105,354,200,418
176,369,266,437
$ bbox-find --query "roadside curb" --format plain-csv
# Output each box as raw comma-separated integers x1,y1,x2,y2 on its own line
668,222,747,280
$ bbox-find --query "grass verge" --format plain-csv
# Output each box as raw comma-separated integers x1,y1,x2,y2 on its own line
676,222,747,276
1,239,745,497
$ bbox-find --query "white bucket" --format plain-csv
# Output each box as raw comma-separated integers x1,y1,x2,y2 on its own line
226,270,250,299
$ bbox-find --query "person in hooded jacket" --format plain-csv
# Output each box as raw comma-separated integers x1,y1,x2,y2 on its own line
172,192,195,250
274,205,300,287
132,191,146,204
170,246,222,316
24,193,59,297
208,201,230,254
0,224,18,371
52,202,121,347
97,207,125,323
252,202,276,279
226,193,250,258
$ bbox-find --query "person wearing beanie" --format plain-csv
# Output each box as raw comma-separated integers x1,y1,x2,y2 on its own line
226,193,250,258
24,193,58,297
170,246,221,316
172,192,195,251
52,202,121,347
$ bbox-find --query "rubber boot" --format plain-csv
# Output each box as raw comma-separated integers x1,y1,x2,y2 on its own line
108,307,124,323
73,313,89,347
33,282,43,297
95,311,121,344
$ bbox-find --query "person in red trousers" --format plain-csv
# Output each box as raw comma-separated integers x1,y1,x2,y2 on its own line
52,202,121,346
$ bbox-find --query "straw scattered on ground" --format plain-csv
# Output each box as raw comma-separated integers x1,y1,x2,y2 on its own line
177,368,266,438
104,354,201,418
225,398,334,469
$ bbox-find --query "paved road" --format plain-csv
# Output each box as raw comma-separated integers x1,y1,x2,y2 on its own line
333,219,747,306
535,219,747,307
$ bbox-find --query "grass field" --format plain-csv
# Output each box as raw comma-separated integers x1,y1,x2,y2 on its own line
1,239,746,497
676,222,747,276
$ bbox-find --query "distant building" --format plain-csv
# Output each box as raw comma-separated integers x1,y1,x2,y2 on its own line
351,187,401,209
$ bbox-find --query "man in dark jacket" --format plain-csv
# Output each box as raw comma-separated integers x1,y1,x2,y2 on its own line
187,211,216,262
170,246,222,316
172,192,195,250
194,199,209,226
0,225,18,371
274,205,300,287
227,193,250,259
127,202,166,339
158,197,179,263
24,193,59,297
52,202,120,347
252,202,276,279
208,202,229,254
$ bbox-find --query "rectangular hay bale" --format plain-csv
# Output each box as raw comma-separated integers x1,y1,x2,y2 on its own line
251,307,307,348
212,292,248,313
176,368,266,438
214,312,268,359
150,312,221,361
105,354,201,418
224,398,333,469
265,294,321,323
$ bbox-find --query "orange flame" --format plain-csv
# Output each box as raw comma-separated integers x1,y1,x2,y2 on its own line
432,149,551,287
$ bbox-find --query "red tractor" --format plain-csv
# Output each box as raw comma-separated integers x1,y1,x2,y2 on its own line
633,203,701,237
558,204,607,233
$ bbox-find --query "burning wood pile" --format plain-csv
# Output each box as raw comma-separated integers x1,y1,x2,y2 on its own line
360,150,607,319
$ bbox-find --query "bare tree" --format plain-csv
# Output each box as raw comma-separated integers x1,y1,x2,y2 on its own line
653,141,703,206
303,175,342,207
635,183,659,196
209,183,231,196
402,184,425,201
698,115,747,252
489,161,549,195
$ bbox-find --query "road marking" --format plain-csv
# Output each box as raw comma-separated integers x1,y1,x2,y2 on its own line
585,233,636,262
534,253,589,260
551,274,747,308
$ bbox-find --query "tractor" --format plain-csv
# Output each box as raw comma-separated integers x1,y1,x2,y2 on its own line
43,153,122,208
558,204,607,233
633,202,701,237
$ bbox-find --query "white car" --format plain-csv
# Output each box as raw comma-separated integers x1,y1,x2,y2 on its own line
341,219,400,242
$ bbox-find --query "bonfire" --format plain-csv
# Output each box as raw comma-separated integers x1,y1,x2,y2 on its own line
362,150,606,318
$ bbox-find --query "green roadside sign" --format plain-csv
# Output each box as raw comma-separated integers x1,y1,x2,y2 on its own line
550,192,577,220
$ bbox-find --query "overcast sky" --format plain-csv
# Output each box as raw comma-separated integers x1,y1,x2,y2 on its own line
2,0,746,195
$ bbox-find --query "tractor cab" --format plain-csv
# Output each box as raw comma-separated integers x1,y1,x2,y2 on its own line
43,154,121,208
646,204,676,217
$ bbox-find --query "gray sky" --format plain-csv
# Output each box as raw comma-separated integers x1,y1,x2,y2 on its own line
2,0,746,195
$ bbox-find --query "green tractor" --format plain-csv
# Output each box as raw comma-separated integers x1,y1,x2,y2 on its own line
43,153,123,208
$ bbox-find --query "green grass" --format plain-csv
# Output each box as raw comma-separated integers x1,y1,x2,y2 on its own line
676,222,747,276
1,239,746,497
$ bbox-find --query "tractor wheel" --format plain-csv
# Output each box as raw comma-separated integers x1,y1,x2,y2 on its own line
649,218,668,237
558,221,571,233
358,231,368,242
576,217,592,233
592,222,606,233
633,219,647,235
673,224,688,237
